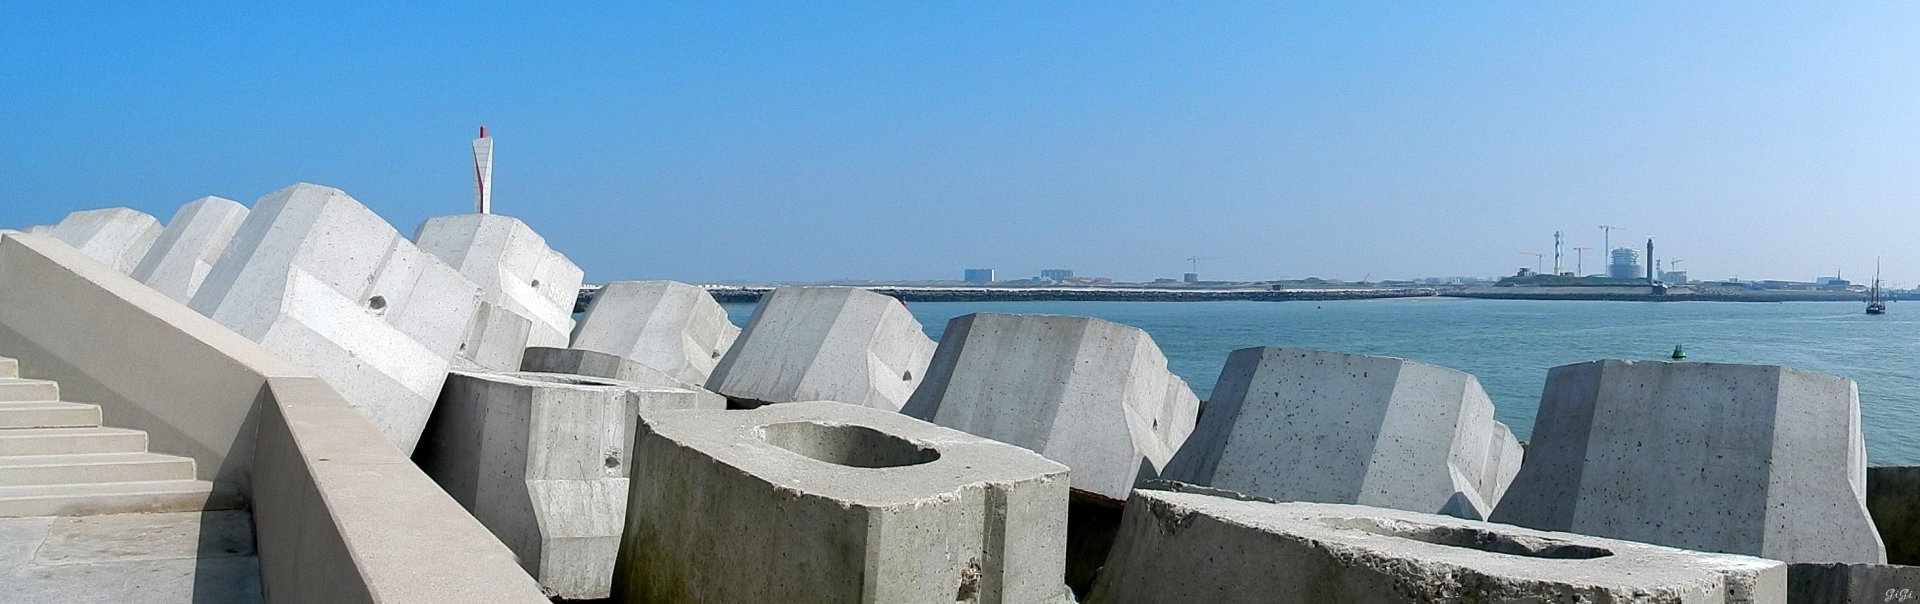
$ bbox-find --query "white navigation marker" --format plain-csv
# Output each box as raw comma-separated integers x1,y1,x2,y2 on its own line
472,125,495,214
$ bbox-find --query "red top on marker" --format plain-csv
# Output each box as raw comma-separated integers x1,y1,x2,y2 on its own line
479,125,488,138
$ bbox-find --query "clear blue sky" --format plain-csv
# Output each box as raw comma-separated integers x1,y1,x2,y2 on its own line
4,3,1918,284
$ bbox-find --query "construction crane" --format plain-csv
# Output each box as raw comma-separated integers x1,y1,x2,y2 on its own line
1571,246,1593,276
1520,252,1545,275
1599,225,1624,258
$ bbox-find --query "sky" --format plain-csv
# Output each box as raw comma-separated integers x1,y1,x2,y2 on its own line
3,3,1919,285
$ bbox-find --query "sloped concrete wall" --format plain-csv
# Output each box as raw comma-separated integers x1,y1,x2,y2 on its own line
707,287,934,411
132,196,249,302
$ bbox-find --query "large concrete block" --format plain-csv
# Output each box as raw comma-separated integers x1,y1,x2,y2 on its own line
51,207,162,274
613,401,1074,604
569,280,738,385
520,346,727,409
901,313,1200,501
1090,490,1787,604
1788,563,1920,603
706,287,934,411
1869,466,1920,565
456,301,532,372
414,214,584,348
131,196,250,302
1161,347,1523,519
415,370,717,600
1491,360,1885,564
189,183,481,453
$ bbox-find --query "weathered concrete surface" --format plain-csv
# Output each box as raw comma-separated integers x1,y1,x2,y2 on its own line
613,401,1074,604
1787,563,1920,603
414,370,716,600
414,214,583,349
52,207,163,274
132,196,250,302
520,346,727,409
707,287,934,411
1161,347,1523,519
454,301,532,372
571,280,739,386
902,313,1200,500
1869,466,1920,566
188,183,481,453
1492,360,1885,564
0,511,261,603
1090,490,1788,604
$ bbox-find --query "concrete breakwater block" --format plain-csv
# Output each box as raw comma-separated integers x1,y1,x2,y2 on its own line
457,301,533,372
415,214,584,349
1161,347,1523,519
1868,466,1920,566
569,280,738,385
1089,490,1787,603
188,183,481,453
1492,360,1885,564
902,313,1201,501
613,401,1074,604
1788,563,1920,604
51,207,163,274
706,287,934,411
520,346,727,409
131,196,250,302
414,370,719,600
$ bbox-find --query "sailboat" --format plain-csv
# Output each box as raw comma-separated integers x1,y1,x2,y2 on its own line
1867,260,1887,315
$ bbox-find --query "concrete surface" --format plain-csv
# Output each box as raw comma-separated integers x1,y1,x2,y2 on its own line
570,280,739,385
613,401,1074,604
902,313,1200,500
1869,466,1920,566
52,207,163,275
0,511,261,603
454,301,532,372
415,213,584,349
1161,347,1523,519
1089,489,1788,604
188,183,482,453
414,370,717,600
707,287,935,411
132,196,250,303
1491,360,1885,564
519,346,728,409
1788,563,1920,603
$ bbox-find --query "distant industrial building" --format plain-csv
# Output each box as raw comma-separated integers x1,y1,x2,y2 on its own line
1182,272,1200,283
1608,248,1641,279
962,268,995,284
1039,268,1074,281
1661,271,1689,284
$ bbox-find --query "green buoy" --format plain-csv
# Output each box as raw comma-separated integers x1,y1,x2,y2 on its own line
1671,344,1686,360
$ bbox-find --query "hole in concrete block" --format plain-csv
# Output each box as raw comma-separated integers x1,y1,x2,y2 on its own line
903,370,913,381
531,279,542,288
367,295,387,313
1325,518,1613,559
762,421,940,468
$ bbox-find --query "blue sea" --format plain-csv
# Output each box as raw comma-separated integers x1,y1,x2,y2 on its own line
723,298,1920,465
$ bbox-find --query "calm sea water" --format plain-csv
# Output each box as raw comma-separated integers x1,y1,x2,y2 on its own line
722,298,1920,465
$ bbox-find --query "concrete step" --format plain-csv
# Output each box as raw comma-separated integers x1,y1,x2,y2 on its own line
0,357,15,379
0,378,58,403
0,452,196,487
0,480,244,517
0,427,147,456
0,402,101,429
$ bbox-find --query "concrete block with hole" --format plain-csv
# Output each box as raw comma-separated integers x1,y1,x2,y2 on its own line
612,401,1074,604
1160,347,1524,519
455,301,532,372
902,313,1201,500
51,207,163,274
1088,490,1787,603
414,214,584,350
569,280,738,385
706,287,935,411
131,196,250,302
1491,360,1885,564
413,370,719,600
519,346,727,409
188,183,481,453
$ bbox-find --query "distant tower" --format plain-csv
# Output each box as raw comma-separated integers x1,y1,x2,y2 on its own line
1553,231,1563,275
1645,238,1655,283
472,126,494,214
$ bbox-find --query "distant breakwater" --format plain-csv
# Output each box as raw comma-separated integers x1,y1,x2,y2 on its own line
1442,290,1871,303
699,287,1440,305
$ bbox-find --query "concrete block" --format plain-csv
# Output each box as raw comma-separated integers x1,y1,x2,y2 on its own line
570,280,739,385
1788,563,1920,603
707,287,934,411
1089,490,1788,604
1161,347,1523,519
1869,466,1920,566
414,370,717,600
613,401,1074,604
902,313,1200,500
188,183,481,453
455,302,532,372
519,346,728,409
131,196,250,302
51,208,162,274
1491,360,1885,564
414,214,583,348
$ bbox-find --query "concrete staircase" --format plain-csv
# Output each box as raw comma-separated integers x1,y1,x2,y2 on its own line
0,356,242,517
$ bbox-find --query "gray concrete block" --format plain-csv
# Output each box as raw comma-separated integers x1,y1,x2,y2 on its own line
454,301,531,372
51,207,163,274
1869,466,1920,566
707,287,934,411
519,346,728,409
1788,563,1920,603
613,401,1074,604
188,183,481,453
415,214,584,349
1161,347,1522,519
414,370,718,600
1090,490,1788,604
570,280,739,386
131,196,250,302
902,313,1200,500
1492,360,1885,564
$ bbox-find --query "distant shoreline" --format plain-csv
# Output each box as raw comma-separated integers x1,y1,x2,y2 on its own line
574,285,1878,307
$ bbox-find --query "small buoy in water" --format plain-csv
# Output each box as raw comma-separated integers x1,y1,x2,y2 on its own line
1671,344,1686,360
